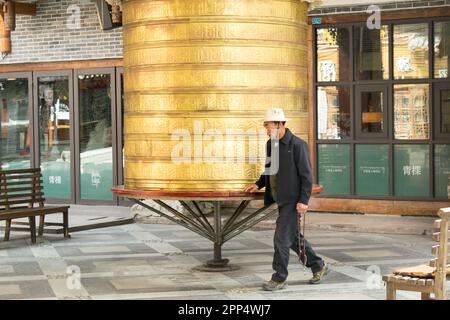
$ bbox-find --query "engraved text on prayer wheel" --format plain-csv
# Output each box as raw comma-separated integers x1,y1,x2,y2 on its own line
122,0,310,191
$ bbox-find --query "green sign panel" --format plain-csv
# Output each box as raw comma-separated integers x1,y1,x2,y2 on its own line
394,145,430,197
80,149,113,201
41,161,71,199
318,144,350,195
355,144,389,196
434,144,450,198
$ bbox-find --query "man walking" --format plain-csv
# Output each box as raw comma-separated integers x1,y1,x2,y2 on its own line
245,108,329,291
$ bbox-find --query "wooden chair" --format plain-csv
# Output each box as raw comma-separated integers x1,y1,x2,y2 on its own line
382,207,450,300
0,168,70,243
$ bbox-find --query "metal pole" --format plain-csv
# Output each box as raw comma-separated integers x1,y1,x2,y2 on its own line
213,201,222,262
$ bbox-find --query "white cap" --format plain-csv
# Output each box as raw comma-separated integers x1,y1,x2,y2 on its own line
263,108,288,122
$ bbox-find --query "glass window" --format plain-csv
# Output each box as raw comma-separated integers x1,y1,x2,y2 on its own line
394,24,429,79
38,76,71,199
434,21,450,79
360,91,384,134
434,144,450,198
316,28,350,82
79,74,113,201
394,144,430,197
394,84,429,140
355,144,389,196
439,88,450,134
0,78,31,170
318,144,350,195
355,25,389,80
317,86,350,140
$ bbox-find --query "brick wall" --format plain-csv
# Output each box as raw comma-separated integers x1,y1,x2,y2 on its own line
0,0,123,65
310,0,450,15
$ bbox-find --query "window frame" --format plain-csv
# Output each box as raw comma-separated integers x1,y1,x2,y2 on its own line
313,17,450,201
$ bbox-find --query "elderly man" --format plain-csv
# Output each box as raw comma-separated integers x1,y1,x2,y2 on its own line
245,108,329,291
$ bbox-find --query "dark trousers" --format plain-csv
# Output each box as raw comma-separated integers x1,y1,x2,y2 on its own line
271,202,324,282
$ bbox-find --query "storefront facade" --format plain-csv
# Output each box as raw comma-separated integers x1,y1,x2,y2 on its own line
0,1,124,205
308,0,450,214
0,0,448,213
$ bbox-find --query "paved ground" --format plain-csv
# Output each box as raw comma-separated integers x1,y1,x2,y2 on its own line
0,205,442,300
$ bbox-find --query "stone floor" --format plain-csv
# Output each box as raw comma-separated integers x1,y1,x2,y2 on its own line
0,220,442,300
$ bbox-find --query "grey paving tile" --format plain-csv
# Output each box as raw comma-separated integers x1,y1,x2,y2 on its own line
0,280,55,299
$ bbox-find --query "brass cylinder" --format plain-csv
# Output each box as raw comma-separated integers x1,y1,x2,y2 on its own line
122,0,310,191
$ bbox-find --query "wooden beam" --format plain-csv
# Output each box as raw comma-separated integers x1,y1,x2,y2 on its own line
309,7,450,25
0,58,123,72
309,198,450,216
15,2,36,16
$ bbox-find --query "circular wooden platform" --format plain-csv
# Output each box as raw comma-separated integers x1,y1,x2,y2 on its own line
111,185,323,201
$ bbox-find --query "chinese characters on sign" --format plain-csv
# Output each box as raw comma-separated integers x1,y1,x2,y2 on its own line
402,165,422,176
49,176,62,184
91,172,101,188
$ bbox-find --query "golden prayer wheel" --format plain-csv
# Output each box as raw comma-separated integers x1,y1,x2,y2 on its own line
122,0,310,191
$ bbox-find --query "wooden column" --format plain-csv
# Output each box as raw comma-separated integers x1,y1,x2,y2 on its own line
0,11,11,55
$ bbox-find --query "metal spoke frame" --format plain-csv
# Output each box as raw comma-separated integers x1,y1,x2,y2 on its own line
129,197,277,272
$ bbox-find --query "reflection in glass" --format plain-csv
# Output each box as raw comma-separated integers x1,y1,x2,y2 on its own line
394,24,429,79
355,25,389,80
434,144,450,198
79,74,113,201
316,28,350,82
355,144,389,196
361,91,384,133
0,78,30,170
440,89,450,134
394,84,429,140
317,86,350,139
318,144,350,195
38,76,71,199
434,21,450,79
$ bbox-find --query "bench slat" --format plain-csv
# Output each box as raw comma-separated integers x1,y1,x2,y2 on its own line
0,173,42,180
0,206,69,220
0,186,43,193
432,245,439,255
0,180,44,187
432,232,440,242
434,219,442,230
0,168,41,174
430,258,437,268
431,245,450,255
407,277,419,284
0,192,44,200
0,198,46,207
425,279,434,286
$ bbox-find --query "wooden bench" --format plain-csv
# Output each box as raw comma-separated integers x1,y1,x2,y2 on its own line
382,207,450,300
0,168,70,244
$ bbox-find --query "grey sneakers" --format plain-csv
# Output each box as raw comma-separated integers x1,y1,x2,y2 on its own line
262,280,288,291
309,263,329,284
263,264,329,290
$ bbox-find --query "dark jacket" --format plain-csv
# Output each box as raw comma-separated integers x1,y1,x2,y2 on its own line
255,128,312,206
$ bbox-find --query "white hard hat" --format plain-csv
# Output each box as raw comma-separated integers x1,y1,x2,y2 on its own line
263,108,288,122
